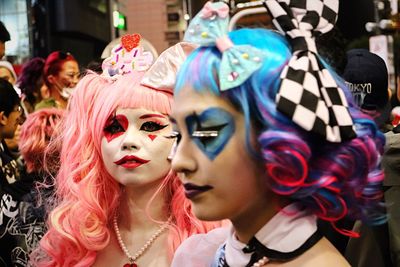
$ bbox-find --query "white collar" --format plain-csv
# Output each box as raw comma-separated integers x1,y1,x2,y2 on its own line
224,203,317,267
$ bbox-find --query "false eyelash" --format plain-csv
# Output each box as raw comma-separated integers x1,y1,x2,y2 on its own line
192,130,219,137
165,131,181,139
140,121,168,132
165,131,182,144
192,123,227,138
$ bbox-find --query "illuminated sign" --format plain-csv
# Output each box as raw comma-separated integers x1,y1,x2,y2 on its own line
113,11,126,30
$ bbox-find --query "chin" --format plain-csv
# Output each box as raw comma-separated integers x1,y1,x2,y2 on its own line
192,205,225,221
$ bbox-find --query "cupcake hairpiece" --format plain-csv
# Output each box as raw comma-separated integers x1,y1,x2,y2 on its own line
102,33,153,78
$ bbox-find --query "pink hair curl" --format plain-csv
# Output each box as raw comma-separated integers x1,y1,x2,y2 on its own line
19,108,64,174
33,71,220,266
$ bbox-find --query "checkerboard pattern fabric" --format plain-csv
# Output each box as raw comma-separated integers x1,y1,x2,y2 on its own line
263,0,356,142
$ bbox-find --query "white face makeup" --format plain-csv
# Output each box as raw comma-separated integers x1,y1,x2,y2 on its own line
170,89,269,223
101,108,174,187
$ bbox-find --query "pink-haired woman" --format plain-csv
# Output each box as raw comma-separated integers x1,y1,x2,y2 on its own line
32,39,220,266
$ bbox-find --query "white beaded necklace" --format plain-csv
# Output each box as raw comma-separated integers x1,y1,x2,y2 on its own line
113,215,171,267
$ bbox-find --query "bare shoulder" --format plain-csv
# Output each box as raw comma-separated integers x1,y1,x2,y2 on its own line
270,237,350,267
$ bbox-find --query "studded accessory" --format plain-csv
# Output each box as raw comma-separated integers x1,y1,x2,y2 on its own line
263,0,356,142
102,33,153,78
184,1,265,91
113,215,171,267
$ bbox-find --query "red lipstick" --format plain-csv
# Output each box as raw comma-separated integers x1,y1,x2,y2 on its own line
183,183,213,199
114,155,149,169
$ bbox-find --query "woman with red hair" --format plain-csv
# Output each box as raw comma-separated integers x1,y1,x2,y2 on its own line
35,51,79,110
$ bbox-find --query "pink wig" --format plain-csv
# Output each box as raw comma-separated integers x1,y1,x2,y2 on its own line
19,108,64,174
34,72,220,266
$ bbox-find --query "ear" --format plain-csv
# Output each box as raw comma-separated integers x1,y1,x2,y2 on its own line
47,74,56,85
0,111,7,126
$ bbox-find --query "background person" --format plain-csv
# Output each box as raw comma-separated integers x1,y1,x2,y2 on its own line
0,79,31,266
343,48,396,267
0,60,18,87
17,57,47,114
0,61,22,160
35,51,79,110
0,21,10,59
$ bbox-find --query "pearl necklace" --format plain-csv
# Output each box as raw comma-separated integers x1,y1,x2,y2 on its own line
113,215,171,267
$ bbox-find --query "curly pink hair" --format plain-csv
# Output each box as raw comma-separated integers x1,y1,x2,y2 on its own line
33,72,220,266
19,108,64,174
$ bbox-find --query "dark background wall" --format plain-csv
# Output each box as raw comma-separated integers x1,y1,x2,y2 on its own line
31,0,111,67
337,0,393,42
30,0,391,67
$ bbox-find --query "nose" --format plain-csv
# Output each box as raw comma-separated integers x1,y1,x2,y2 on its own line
122,143,138,150
71,74,79,86
18,112,26,125
121,129,140,151
171,138,197,175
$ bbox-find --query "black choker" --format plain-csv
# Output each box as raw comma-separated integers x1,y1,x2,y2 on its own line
213,230,322,267
242,230,323,266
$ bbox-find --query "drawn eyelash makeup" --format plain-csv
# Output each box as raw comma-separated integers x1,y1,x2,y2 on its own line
103,114,129,142
104,119,124,134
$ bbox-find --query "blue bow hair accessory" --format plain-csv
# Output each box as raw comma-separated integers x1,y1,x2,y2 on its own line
184,1,265,91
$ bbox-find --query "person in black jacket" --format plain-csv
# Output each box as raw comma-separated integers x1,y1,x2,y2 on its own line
0,78,30,266
344,49,395,267
0,21,10,60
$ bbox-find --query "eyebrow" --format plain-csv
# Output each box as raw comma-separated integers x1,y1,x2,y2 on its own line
168,116,176,123
139,114,167,119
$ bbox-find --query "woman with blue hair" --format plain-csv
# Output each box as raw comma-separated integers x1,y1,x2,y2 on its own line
169,1,385,266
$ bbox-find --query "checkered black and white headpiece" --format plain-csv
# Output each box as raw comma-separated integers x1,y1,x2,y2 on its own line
263,0,356,142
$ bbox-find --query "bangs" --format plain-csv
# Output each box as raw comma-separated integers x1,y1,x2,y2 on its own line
91,72,173,148
111,73,172,115
99,72,173,117
175,47,221,96
117,84,173,115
